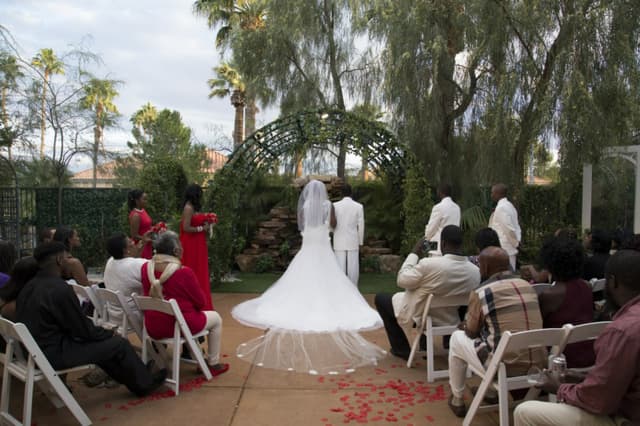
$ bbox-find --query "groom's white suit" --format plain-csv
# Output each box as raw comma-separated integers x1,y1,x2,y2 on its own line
333,196,364,286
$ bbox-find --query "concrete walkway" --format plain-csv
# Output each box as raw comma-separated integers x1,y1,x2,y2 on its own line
6,294,499,425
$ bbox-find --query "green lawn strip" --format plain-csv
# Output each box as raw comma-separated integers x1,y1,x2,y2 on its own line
212,272,398,294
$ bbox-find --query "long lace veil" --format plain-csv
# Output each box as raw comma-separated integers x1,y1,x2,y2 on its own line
297,180,329,231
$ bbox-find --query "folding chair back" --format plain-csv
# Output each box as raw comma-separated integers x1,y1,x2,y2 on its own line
0,318,91,426
590,278,606,293
406,292,470,382
93,287,143,340
531,283,552,295
463,327,567,426
68,283,103,326
555,321,610,370
133,295,212,396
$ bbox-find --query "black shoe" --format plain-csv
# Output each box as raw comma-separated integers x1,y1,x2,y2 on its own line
137,368,167,397
471,386,499,405
448,395,467,418
389,348,410,361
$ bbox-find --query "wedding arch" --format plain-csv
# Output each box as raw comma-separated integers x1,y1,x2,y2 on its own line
582,145,640,233
222,109,407,184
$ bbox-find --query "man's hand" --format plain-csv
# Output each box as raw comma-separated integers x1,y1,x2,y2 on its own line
561,369,587,384
457,321,466,331
535,369,562,394
412,238,426,257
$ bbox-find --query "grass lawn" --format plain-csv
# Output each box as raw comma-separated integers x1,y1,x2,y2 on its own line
212,272,399,294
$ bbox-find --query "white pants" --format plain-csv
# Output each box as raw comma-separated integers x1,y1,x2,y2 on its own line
514,400,627,426
202,311,223,365
448,330,486,398
334,249,359,286
509,255,517,271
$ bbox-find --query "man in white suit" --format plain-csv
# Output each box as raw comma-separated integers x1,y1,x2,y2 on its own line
424,183,461,254
488,183,521,270
332,184,364,286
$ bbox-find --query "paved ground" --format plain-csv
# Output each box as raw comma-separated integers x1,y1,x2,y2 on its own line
4,293,500,425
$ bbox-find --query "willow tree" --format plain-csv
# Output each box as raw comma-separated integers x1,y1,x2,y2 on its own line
0,52,24,160
226,0,377,177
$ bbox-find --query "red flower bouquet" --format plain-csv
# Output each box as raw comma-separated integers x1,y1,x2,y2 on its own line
150,221,167,233
203,212,218,224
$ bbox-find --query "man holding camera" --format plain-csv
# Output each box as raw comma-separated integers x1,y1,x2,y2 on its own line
374,225,480,360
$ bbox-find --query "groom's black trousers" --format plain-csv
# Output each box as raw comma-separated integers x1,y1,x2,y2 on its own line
374,293,411,357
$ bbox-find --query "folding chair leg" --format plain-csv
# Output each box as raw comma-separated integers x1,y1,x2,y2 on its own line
172,333,181,396
0,344,14,416
406,329,422,368
22,357,36,426
498,365,509,426
426,326,435,382
185,335,212,381
463,366,496,426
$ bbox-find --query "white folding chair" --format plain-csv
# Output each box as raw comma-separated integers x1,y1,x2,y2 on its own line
463,327,567,426
406,292,469,382
531,283,552,295
133,295,212,396
0,317,92,426
590,278,606,293
93,288,142,339
556,321,610,372
68,283,104,326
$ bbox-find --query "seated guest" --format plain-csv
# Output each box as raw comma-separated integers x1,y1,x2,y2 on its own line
0,257,39,321
374,225,481,360
53,226,94,286
16,242,165,396
521,228,578,283
0,240,17,288
141,231,229,376
514,249,640,425
468,227,501,267
538,236,594,368
38,227,56,245
448,246,546,417
583,228,611,281
103,233,150,326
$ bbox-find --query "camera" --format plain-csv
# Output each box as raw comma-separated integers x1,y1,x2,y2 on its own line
422,240,438,252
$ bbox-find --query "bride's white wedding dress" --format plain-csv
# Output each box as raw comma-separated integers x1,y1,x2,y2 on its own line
232,183,385,375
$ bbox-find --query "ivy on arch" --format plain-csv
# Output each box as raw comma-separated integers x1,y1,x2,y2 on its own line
205,109,412,284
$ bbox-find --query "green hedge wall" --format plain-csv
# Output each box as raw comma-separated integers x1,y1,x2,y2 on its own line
35,188,129,268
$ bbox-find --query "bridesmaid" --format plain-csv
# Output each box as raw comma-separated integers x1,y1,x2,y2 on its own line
180,184,213,310
128,189,153,259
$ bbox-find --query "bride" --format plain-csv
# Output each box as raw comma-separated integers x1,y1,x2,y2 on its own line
232,179,386,375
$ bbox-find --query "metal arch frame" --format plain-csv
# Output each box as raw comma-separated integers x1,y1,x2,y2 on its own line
582,145,640,233
222,109,407,184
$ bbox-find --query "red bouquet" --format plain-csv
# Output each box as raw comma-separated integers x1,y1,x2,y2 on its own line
203,213,218,224
150,221,167,233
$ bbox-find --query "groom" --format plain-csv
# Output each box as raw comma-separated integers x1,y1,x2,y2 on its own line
332,184,365,286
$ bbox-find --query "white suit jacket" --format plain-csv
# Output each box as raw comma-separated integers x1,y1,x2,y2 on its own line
395,253,480,325
488,197,522,256
332,197,364,251
424,197,461,249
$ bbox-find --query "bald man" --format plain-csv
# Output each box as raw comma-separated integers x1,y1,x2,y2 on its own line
447,246,545,417
488,183,521,270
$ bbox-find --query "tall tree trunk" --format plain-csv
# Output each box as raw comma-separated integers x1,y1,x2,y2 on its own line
92,126,100,188
39,72,49,159
231,90,245,149
245,97,258,137
1,86,10,160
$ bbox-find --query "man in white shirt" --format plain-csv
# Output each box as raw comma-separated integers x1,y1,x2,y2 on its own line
424,183,461,255
103,233,148,326
374,225,481,360
332,184,365,286
488,183,522,270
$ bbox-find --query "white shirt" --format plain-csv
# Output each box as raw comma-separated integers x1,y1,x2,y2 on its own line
424,196,461,251
488,197,522,256
332,197,365,251
394,253,480,326
103,256,147,323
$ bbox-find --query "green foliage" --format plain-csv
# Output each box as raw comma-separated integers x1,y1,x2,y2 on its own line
401,158,432,254
254,254,275,273
361,255,381,273
353,179,403,252
135,159,188,223
14,158,72,187
33,188,129,267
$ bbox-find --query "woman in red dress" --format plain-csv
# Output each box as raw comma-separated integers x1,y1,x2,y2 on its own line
180,184,214,310
128,189,153,259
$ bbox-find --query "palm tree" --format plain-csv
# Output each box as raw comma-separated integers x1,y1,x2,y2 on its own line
0,53,24,159
131,102,158,140
31,48,64,159
208,63,246,148
80,78,120,188
193,0,266,50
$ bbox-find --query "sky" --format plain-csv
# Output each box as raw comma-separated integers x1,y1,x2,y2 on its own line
1,0,279,171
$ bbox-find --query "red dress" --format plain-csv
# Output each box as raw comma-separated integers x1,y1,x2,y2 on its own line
129,209,153,259
140,263,207,339
180,213,213,310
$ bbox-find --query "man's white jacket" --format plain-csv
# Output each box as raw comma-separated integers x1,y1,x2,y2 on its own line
424,196,461,247
332,197,364,251
488,197,521,256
